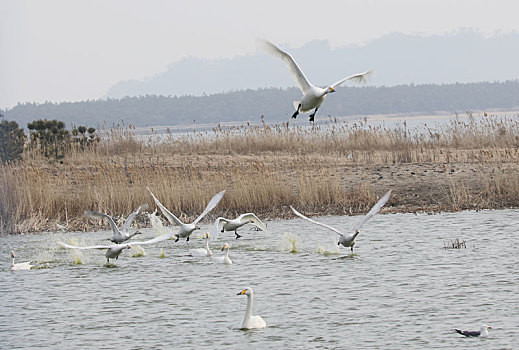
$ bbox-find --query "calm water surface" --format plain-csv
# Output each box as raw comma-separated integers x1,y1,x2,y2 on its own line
1,209,518,349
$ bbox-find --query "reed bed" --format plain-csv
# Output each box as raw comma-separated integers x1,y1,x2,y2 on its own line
2,115,519,234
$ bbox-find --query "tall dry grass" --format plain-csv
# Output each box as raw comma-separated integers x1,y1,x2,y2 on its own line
2,115,519,234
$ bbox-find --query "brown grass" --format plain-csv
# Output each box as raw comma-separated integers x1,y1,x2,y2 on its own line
2,115,519,234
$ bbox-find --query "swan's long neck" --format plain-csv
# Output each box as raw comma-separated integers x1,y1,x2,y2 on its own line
205,239,212,255
11,256,15,267
245,293,254,321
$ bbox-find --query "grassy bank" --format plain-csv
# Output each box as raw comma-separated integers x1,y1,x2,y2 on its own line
2,115,519,234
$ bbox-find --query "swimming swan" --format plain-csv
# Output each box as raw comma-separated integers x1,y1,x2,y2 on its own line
59,232,174,264
291,190,391,251
10,251,33,271
261,39,372,122
213,243,232,264
147,187,225,242
211,213,267,240
237,287,266,329
189,233,212,257
84,204,148,243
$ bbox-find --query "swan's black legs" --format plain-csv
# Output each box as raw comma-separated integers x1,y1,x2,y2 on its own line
309,108,318,122
291,104,301,119
235,231,242,239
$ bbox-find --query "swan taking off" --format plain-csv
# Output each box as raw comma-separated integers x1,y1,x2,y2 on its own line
291,190,391,251
10,251,33,271
189,233,212,257
260,39,372,122
211,213,267,240
237,287,266,330
147,187,225,242
213,243,232,265
59,232,174,264
455,324,492,337
84,204,148,244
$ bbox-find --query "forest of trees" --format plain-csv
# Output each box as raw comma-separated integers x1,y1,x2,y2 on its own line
2,81,519,129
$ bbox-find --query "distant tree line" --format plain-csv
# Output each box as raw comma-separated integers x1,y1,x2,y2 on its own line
2,81,519,129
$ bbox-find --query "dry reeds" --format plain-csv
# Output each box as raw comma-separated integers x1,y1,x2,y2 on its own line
443,238,467,249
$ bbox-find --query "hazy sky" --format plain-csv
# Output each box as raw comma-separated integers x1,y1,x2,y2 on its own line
1,0,518,109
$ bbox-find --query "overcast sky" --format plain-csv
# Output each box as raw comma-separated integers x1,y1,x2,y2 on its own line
1,0,518,109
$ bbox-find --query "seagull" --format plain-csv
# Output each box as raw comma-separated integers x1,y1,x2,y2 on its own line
147,187,225,242
213,243,232,265
84,204,148,243
455,325,492,338
261,39,372,122
211,213,267,240
237,287,266,329
189,233,212,257
9,251,33,271
290,190,391,251
59,232,174,264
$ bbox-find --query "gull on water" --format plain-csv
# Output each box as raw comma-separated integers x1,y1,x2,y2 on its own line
237,287,266,330
213,243,232,265
84,204,148,244
260,39,372,122
59,232,174,264
10,251,33,271
189,233,213,257
147,187,225,242
211,213,267,240
455,325,492,338
291,190,391,251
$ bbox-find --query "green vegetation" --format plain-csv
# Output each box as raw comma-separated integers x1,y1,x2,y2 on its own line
0,115,25,163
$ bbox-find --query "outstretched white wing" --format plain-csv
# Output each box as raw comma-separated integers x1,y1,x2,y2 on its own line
352,190,391,233
146,187,183,226
122,204,148,232
290,206,344,236
128,232,175,246
331,70,373,89
238,213,267,232
260,39,312,94
84,210,121,237
193,190,226,225
210,217,228,241
59,242,115,250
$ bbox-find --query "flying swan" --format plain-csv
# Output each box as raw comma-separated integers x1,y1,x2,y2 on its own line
147,187,225,242
59,232,174,264
213,243,232,265
261,39,372,122
84,204,148,243
10,251,33,271
455,325,492,338
189,233,212,257
211,213,267,240
290,190,391,251
237,287,266,329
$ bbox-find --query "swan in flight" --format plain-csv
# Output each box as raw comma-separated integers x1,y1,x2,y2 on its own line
189,233,212,257
84,204,148,244
10,251,33,271
213,243,232,264
147,187,225,242
237,287,266,329
59,232,174,264
455,325,492,337
211,213,267,240
261,39,372,122
290,190,391,251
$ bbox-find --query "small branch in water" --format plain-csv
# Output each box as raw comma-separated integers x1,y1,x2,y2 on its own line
443,237,467,249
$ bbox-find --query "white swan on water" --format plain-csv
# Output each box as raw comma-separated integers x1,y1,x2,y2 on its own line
189,233,212,257
213,243,232,264
10,251,33,271
237,287,266,330
59,232,174,264
147,187,225,242
84,204,148,244
211,213,267,240
291,190,391,251
260,39,372,122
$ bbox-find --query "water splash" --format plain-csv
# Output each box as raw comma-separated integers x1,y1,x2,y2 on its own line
317,245,340,256
160,248,166,258
282,232,302,253
131,245,146,257
147,211,168,235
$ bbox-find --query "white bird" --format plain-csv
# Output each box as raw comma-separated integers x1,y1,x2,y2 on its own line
237,287,266,330
84,204,148,244
261,39,372,122
59,232,174,264
291,190,391,251
211,213,267,240
10,251,33,271
455,324,492,338
213,243,232,265
189,233,212,257
147,187,225,242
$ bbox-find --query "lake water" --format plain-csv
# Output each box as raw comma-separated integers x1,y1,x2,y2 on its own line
1,209,518,349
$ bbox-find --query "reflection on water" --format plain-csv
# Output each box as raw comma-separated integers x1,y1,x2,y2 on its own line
1,209,518,349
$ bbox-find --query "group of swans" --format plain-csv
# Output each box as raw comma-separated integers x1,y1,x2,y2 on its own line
188,234,233,264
